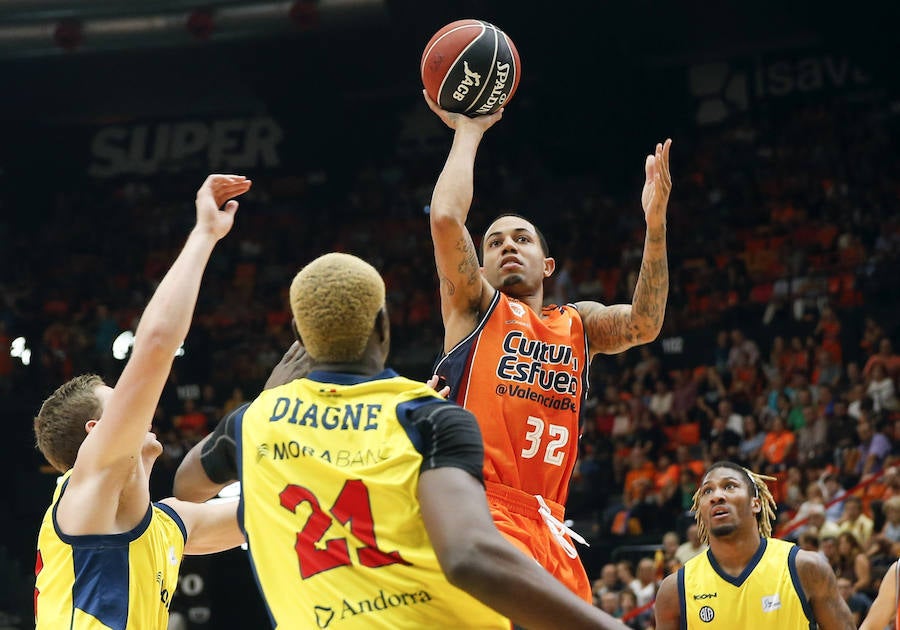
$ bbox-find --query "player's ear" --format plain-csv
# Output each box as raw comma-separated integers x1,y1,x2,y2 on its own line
375,307,389,344
291,319,305,349
544,256,556,278
751,496,761,515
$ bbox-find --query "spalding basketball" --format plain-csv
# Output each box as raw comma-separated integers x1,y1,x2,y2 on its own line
421,19,521,116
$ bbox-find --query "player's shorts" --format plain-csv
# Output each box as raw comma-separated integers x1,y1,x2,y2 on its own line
485,481,592,603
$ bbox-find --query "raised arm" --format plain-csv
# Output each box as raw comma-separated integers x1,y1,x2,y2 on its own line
860,559,897,630
797,548,856,629
578,139,671,357
61,175,250,530
424,91,502,349
419,467,627,629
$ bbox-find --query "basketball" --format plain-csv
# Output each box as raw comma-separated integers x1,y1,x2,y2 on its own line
421,19,521,117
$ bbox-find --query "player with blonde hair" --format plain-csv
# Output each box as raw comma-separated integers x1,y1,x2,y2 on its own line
33,175,251,629
655,461,854,629
174,252,628,629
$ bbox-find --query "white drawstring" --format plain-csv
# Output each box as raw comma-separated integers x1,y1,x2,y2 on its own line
535,495,589,559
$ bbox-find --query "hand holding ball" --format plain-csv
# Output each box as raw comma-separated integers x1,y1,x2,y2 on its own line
421,19,521,116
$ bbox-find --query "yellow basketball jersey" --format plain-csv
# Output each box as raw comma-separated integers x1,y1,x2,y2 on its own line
34,472,186,629
679,537,814,629
238,370,511,629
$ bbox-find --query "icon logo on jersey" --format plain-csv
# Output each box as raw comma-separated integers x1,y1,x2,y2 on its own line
693,592,717,600
168,546,178,566
256,443,269,462
699,605,715,622
315,605,335,628
509,301,525,318
761,593,781,612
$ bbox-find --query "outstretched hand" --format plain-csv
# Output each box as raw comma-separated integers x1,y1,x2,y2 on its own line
425,374,451,399
195,174,253,240
264,341,311,390
423,90,504,134
641,139,672,229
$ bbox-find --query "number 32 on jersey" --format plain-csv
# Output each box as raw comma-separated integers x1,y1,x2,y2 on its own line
521,416,569,466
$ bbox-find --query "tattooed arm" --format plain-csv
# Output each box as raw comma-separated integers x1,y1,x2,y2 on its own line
425,91,504,350
797,549,856,630
578,139,672,357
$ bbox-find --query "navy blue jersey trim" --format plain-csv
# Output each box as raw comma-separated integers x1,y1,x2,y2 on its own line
433,290,501,373
71,544,129,629
707,537,767,586
677,567,687,630
52,478,153,546
787,545,816,628
306,368,398,385
154,501,188,544
235,408,246,540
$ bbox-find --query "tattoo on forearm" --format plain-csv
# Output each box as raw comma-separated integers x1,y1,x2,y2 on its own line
632,236,669,334
454,237,481,288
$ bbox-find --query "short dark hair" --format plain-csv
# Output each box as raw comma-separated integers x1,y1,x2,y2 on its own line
481,213,550,261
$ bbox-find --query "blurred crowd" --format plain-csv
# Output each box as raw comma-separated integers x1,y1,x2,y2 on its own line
1,90,899,627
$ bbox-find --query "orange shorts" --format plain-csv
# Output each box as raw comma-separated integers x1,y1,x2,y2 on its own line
485,481,592,604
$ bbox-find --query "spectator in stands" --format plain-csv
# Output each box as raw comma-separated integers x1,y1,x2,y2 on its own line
820,535,840,573
839,495,875,549
866,362,898,413
797,530,820,552
760,416,796,473
628,558,658,607
593,563,624,599
837,575,872,626
708,415,741,461
737,415,767,466
661,531,680,567
616,560,636,591
873,495,900,546
598,591,620,617
863,337,900,380
618,588,651,630
674,523,706,565
668,368,697,424
827,401,859,474
805,503,842,541
836,531,872,596
648,378,673,423
856,416,892,479
820,472,847,522
796,404,829,466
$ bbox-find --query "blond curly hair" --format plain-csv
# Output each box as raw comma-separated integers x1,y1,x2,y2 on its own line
691,462,777,545
290,253,385,362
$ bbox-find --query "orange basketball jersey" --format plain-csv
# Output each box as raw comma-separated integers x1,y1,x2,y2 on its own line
435,291,588,505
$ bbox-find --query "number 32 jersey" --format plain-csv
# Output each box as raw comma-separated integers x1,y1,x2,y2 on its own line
205,369,510,629
435,292,589,505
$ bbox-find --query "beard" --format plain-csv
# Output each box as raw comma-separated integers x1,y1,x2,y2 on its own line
501,273,525,287
709,523,738,538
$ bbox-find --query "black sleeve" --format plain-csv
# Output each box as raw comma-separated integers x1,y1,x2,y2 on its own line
199,403,248,484
400,400,485,484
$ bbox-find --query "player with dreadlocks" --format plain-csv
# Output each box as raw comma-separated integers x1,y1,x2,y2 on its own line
654,461,855,629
